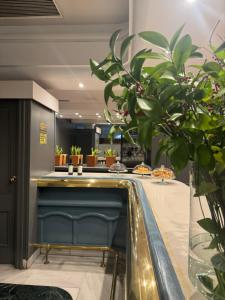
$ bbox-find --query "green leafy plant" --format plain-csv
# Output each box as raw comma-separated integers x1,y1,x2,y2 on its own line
55,145,63,155
91,147,101,156
90,25,225,297
70,145,82,155
104,148,117,157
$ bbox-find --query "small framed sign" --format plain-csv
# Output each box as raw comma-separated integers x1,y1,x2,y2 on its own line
40,122,47,144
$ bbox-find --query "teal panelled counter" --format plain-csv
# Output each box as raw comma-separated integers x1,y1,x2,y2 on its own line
38,187,127,248
35,172,199,300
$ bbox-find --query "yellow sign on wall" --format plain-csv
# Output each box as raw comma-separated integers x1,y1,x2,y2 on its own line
40,122,47,144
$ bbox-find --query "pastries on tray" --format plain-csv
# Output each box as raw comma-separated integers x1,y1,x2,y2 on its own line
152,165,175,180
133,162,152,175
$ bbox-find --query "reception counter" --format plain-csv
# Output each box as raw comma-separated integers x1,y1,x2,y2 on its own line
36,172,200,300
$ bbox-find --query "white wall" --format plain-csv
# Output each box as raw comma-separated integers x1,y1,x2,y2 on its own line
132,0,225,56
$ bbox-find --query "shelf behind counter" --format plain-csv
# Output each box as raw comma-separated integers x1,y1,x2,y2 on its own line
55,165,134,173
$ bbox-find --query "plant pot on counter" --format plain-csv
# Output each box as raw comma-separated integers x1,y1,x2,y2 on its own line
62,154,67,166
86,155,97,167
70,154,83,166
105,156,116,168
55,154,63,166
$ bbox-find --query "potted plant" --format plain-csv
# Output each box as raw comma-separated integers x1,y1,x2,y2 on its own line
55,145,63,166
70,145,83,166
90,26,225,298
86,147,100,167
105,148,117,167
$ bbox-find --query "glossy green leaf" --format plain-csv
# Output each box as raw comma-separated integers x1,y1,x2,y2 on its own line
197,218,219,234
104,108,112,123
139,31,169,49
89,59,109,81
159,85,180,103
109,29,121,60
211,253,225,272
190,52,203,58
169,113,183,121
120,34,135,60
104,82,114,105
206,236,219,250
136,52,167,60
123,130,136,144
144,61,173,78
138,119,153,148
197,144,213,167
169,24,185,51
154,142,168,165
130,49,151,80
105,63,123,76
127,93,137,119
173,34,192,72
215,41,225,53
195,181,219,196
198,275,214,292
203,62,222,73
169,137,189,171
137,98,162,122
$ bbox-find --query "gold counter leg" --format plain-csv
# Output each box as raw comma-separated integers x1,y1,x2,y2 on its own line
110,253,119,300
44,244,51,264
101,250,106,267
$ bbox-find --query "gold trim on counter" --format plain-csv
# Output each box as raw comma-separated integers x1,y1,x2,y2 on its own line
36,177,159,300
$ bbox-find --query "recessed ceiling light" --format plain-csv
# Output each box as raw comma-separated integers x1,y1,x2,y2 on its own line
74,112,79,116
96,113,99,116
79,115,82,118
79,82,84,88
55,112,58,115
98,115,101,118
59,114,63,118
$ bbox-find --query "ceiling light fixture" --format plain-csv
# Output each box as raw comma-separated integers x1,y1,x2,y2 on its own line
74,112,79,116
79,115,82,118
59,114,63,118
98,115,101,118
79,82,84,88
96,113,99,116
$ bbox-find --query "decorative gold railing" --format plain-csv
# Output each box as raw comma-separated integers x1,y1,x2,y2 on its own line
34,177,164,299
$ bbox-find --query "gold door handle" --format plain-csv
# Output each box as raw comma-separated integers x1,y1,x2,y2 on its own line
9,176,16,184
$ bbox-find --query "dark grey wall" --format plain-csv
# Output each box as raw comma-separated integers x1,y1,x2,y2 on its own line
28,101,55,257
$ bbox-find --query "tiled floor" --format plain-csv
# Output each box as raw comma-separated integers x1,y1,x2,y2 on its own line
0,251,124,300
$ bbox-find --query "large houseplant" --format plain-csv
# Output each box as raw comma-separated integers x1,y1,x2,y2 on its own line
90,26,225,298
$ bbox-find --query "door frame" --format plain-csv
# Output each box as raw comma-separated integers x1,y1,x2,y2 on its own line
14,100,31,269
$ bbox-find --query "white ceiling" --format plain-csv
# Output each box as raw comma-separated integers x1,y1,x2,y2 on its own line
0,0,224,123
0,0,129,123
0,0,129,25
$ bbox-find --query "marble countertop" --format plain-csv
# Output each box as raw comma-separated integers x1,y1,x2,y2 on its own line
42,172,202,299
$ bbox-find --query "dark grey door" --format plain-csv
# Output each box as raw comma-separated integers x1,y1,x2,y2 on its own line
0,101,17,264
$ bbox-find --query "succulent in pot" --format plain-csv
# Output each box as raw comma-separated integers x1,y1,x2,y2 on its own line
70,145,83,166
105,148,117,167
55,145,63,166
90,25,225,298
86,147,100,167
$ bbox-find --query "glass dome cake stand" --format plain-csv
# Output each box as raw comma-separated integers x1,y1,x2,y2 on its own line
108,161,128,175
132,162,152,177
151,165,175,184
